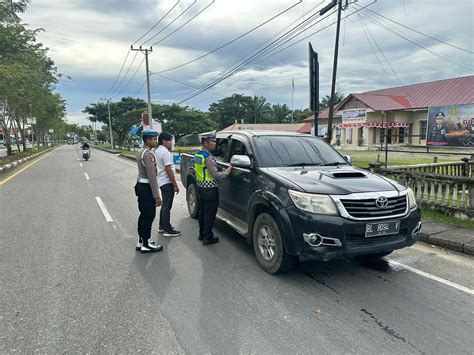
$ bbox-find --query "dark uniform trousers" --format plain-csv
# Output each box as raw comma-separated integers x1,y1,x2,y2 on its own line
197,187,219,241
159,183,175,232
135,182,156,243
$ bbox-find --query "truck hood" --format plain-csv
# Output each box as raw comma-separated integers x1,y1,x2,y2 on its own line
263,166,405,195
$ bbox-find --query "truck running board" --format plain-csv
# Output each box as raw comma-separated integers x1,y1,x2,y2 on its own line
216,209,248,237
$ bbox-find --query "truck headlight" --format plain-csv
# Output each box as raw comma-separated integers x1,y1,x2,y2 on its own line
288,190,338,215
406,187,417,209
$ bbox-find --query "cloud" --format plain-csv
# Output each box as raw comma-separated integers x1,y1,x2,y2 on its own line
21,0,473,119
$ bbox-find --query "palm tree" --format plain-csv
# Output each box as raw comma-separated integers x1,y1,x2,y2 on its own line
246,95,272,124
272,104,291,123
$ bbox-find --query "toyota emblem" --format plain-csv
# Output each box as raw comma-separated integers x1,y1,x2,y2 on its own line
375,196,389,209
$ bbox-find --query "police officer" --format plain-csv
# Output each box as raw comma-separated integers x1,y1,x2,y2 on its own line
194,131,232,245
135,129,163,253
429,111,448,143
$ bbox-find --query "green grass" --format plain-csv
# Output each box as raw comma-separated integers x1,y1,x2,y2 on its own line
0,146,51,166
421,208,474,229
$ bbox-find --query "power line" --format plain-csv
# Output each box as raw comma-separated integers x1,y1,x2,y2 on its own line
150,0,215,47
132,0,181,46
103,49,131,97
113,56,145,99
359,10,472,72
360,14,402,86
134,79,147,97
359,6,474,55
108,50,139,97
141,0,198,46
255,0,376,63
359,13,397,86
152,72,225,97
155,0,304,74
174,4,332,104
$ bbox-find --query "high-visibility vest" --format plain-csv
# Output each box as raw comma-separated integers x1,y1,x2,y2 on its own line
194,150,214,183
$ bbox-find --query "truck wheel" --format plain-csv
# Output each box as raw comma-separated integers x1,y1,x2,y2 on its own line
186,182,199,219
253,213,296,274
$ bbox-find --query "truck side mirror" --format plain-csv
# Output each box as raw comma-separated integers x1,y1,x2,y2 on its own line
230,155,251,169
343,155,352,164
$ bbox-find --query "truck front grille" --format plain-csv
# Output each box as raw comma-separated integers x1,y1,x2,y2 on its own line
340,195,407,219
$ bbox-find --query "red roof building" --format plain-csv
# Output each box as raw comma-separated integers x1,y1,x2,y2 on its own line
304,76,474,148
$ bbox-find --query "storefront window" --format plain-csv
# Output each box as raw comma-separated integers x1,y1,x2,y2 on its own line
399,127,405,143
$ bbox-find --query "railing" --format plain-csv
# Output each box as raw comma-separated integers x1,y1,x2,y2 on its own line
387,159,473,177
369,161,474,218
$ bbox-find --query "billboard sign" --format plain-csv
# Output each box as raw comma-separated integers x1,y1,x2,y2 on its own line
426,104,474,146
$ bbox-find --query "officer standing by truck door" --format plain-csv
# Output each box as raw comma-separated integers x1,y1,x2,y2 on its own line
135,129,163,253
194,131,232,245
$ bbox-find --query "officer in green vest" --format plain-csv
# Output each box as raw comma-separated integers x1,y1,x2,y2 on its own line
195,131,232,245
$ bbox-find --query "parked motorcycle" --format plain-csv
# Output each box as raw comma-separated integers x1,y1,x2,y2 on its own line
82,149,90,161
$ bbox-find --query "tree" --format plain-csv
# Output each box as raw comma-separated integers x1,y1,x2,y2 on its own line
319,89,345,111
271,103,291,123
245,95,272,124
209,94,253,130
83,97,146,147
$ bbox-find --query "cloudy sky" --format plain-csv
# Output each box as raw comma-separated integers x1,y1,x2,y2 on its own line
22,0,473,126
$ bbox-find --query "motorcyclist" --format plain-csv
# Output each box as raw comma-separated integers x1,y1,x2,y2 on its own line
82,140,90,150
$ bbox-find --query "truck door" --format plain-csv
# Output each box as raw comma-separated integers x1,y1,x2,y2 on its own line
217,137,253,220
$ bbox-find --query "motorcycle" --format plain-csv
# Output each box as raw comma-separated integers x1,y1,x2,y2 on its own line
82,149,90,161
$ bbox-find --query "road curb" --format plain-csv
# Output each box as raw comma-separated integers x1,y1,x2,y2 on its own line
0,147,55,173
420,232,473,256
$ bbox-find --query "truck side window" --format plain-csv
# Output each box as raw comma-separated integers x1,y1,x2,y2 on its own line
228,140,248,161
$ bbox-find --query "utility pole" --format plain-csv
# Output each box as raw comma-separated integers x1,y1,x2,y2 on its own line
309,43,319,136
131,45,153,129
101,97,114,149
321,0,344,144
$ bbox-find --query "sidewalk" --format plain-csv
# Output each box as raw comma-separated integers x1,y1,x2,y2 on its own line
420,218,474,255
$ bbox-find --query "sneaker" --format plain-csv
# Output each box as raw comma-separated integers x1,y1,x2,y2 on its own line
158,226,165,233
136,237,142,251
141,242,163,253
163,229,181,237
202,237,219,246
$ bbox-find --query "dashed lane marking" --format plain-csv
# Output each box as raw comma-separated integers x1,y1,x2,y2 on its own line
79,163,83,167
95,196,114,222
84,173,90,180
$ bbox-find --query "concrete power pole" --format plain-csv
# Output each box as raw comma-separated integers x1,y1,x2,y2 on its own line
101,97,114,149
131,46,153,129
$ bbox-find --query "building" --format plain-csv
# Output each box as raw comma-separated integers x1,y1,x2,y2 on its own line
301,76,474,148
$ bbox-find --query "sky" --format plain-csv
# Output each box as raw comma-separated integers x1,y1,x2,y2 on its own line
21,0,473,126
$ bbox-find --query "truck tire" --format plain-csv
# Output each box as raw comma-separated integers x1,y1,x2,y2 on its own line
186,182,199,219
253,213,296,274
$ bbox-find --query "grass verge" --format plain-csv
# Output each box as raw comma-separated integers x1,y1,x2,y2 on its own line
421,208,474,229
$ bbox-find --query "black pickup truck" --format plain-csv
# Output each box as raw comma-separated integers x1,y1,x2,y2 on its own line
181,131,421,274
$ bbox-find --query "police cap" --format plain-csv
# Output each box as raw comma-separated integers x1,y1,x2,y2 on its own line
141,129,158,138
198,130,216,142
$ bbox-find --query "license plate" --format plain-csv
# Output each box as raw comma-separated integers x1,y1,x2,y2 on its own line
365,220,400,238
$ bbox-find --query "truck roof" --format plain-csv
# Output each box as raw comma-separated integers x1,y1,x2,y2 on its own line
217,130,313,138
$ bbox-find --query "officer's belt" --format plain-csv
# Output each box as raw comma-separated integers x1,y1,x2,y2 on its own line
137,178,150,183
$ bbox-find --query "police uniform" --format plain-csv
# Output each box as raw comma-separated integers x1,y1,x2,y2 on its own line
135,129,163,253
194,131,231,245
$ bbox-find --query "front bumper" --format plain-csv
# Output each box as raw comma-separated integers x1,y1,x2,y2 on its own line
282,206,422,261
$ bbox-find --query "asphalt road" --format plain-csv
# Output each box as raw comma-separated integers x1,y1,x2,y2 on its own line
1,145,473,354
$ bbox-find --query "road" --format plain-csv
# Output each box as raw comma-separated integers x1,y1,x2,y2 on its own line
1,145,473,354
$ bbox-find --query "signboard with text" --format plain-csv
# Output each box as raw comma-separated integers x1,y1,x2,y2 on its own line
426,104,474,147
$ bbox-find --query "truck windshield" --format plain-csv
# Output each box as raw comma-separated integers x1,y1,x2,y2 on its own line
253,136,348,168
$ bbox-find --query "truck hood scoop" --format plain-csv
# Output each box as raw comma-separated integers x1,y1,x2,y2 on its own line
330,171,366,178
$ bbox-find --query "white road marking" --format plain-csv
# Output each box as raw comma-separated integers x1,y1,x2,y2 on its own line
95,196,114,222
389,260,474,295
84,173,90,180
79,163,83,167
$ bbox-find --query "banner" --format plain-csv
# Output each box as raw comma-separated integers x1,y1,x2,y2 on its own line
426,104,474,146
